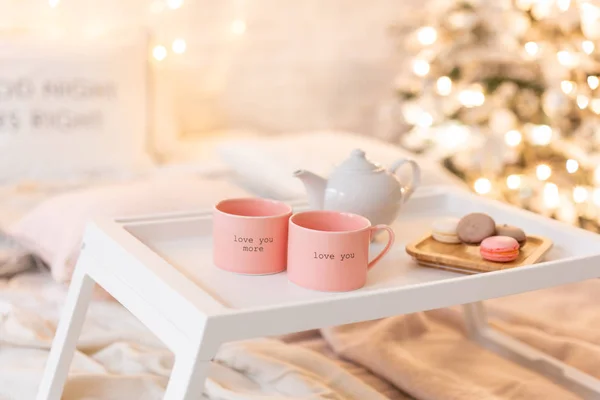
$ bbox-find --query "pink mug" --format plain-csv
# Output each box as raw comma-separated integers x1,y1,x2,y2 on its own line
213,198,293,275
287,210,395,292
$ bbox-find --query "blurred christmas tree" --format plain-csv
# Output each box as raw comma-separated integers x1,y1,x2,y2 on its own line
393,0,600,230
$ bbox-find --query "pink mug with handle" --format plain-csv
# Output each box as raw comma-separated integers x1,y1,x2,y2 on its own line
287,210,395,292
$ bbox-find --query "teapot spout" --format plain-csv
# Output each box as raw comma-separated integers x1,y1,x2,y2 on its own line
293,170,326,209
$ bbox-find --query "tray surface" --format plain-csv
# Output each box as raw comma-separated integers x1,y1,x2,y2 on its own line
122,189,587,311
406,234,553,273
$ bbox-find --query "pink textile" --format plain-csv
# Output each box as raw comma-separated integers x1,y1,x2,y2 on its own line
8,176,248,283
282,280,600,399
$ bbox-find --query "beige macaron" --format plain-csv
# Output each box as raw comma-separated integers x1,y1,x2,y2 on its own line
432,217,461,244
496,224,527,244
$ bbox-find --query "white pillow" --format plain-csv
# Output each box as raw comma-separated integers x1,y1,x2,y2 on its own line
7,176,249,283
217,130,466,200
0,30,151,183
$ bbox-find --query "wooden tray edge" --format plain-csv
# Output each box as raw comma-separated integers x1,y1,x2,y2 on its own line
521,235,554,264
405,234,554,273
410,259,479,274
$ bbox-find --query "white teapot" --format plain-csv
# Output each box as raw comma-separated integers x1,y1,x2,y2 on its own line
293,149,421,226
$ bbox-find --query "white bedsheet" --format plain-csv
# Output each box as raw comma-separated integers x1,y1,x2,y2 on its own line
1,273,386,400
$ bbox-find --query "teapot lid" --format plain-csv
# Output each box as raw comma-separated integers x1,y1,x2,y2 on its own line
337,149,382,172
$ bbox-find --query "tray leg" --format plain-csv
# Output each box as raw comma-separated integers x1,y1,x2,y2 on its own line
164,354,211,400
463,302,600,399
462,301,488,338
36,259,95,400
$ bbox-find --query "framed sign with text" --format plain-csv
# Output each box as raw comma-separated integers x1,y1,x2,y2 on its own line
0,32,151,182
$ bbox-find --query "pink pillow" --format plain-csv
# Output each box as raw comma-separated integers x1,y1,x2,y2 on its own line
8,176,249,283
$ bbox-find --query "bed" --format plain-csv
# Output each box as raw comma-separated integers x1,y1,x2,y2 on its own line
1,132,599,399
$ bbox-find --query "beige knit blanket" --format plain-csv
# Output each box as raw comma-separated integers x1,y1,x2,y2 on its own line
2,272,597,399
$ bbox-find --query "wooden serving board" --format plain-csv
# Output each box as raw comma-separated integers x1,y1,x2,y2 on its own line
405,234,553,274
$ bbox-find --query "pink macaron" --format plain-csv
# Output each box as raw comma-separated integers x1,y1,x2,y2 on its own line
480,236,520,262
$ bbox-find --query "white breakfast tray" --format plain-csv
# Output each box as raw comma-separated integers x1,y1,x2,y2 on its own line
38,186,600,400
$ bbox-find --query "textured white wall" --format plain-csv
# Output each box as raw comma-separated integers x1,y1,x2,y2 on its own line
169,0,416,137
0,0,419,137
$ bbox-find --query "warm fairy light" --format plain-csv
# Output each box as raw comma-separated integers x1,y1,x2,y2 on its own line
516,0,533,11
591,99,600,114
48,0,60,7
543,183,560,208
167,0,184,9
581,3,600,40
557,0,570,11
504,130,522,147
172,39,187,54
561,80,575,94
577,94,590,109
524,41,539,56
231,19,247,35
583,40,595,55
458,87,485,108
532,0,554,19
593,188,600,206
417,26,437,45
437,124,470,149
403,107,434,129
557,51,575,67
530,124,552,145
573,186,588,203
536,164,552,181
436,76,452,95
574,186,588,204
401,104,419,124
152,45,167,61
416,112,433,127
506,174,521,190
588,76,599,90
566,159,579,173
412,59,430,76
474,178,492,194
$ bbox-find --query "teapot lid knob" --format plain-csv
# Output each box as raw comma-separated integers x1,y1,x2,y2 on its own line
337,148,382,172
351,149,366,158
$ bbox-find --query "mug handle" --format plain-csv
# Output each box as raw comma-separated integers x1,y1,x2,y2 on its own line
389,159,421,203
367,225,395,270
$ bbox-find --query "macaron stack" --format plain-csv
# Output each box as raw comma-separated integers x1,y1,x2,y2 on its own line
431,213,527,263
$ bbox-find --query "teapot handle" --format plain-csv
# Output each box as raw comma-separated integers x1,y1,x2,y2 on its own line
389,159,421,203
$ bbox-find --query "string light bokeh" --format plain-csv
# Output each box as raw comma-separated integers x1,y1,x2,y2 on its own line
395,0,600,231
6,0,250,64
